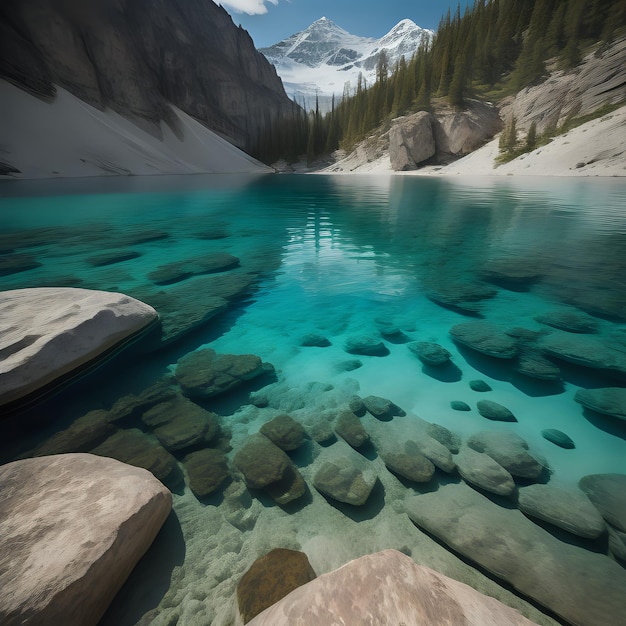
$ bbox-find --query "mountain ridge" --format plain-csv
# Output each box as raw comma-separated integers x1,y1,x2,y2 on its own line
260,17,433,111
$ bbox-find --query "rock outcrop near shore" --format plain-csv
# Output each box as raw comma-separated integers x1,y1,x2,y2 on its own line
387,99,502,170
0,288,157,409
0,453,171,626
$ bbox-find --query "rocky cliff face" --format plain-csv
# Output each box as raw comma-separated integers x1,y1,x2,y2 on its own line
503,36,626,133
0,0,295,152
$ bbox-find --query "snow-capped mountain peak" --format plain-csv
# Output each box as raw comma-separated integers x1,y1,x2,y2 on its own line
259,17,433,111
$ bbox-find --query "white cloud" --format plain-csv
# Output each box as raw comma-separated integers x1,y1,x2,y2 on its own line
218,0,278,15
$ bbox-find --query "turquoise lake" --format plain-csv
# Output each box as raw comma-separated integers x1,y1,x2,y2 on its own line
1,173,625,625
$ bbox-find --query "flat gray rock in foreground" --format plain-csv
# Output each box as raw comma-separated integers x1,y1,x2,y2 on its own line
0,288,157,408
248,549,538,625
0,453,171,626
406,483,626,626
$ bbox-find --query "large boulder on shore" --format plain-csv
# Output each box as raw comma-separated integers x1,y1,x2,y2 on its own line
0,288,157,409
248,549,538,626
0,453,171,626
435,99,502,157
389,111,437,171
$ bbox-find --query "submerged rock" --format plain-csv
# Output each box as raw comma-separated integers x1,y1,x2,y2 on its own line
90,428,181,487
175,348,271,399
380,445,435,484
344,335,389,356
455,446,516,496
427,282,497,315
237,549,316,624
32,409,115,456
450,322,518,358
0,288,157,409
469,379,492,392
579,473,626,532
87,249,141,267
234,434,305,505
313,456,377,506
405,483,626,626
574,387,626,421
300,333,331,347
451,400,471,411
362,395,404,420
335,410,369,448
109,379,178,422
515,351,561,381
247,549,538,626
407,341,451,365
0,453,171,626
132,273,255,346
148,397,221,453
541,428,575,449
406,437,456,473
481,260,543,291
476,399,517,422
183,448,229,499
260,414,306,451
517,484,606,539
234,434,291,490
467,431,543,480
0,253,42,276
535,309,599,334
148,252,240,285
427,423,461,454
608,527,626,562
539,332,626,375
336,358,362,371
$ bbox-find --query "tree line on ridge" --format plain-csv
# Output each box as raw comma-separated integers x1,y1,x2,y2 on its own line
253,0,626,165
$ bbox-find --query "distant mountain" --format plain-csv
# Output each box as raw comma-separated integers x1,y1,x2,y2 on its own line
260,17,433,112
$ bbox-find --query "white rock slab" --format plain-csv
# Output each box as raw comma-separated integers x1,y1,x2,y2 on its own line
248,549,538,625
0,453,171,625
0,288,158,407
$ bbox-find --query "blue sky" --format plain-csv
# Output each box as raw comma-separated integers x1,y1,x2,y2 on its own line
218,0,464,47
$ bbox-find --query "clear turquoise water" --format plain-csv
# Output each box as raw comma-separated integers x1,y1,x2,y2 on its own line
1,173,626,624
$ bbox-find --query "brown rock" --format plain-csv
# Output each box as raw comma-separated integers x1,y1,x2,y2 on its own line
247,550,537,626
237,548,316,623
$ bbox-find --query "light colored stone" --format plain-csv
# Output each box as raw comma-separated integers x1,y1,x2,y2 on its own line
389,111,437,171
0,288,157,408
248,549,538,626
406,483,626,626
436,98,502,156
0,453,171,626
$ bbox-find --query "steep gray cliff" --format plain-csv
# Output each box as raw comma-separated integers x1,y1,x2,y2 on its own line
0,0,295,153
